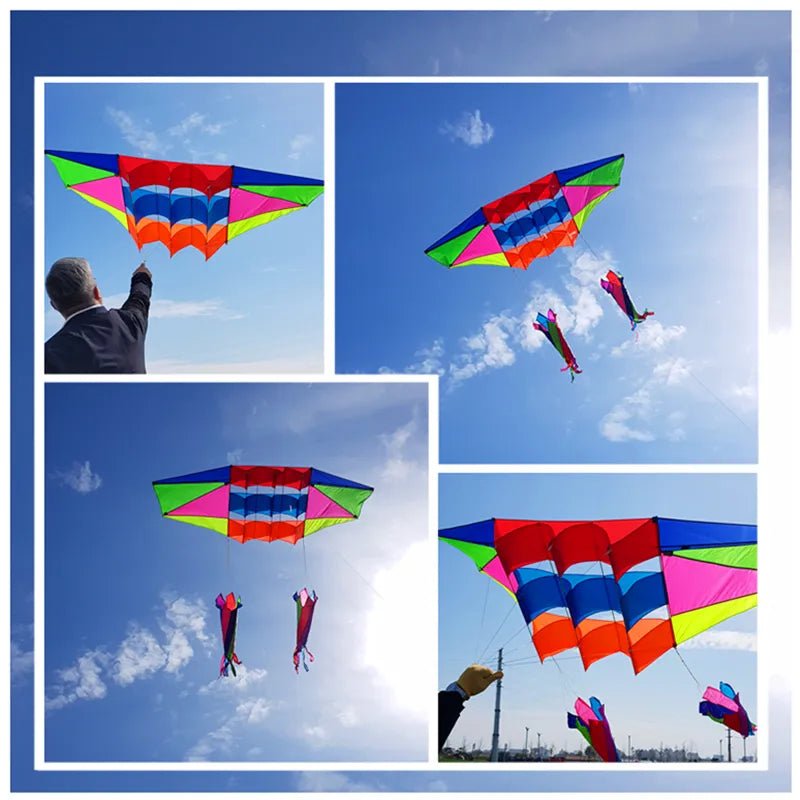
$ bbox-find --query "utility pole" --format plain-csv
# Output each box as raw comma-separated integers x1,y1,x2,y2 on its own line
727,729,732,763
743,737,747,762
489,648,503,762
627,735,631,761
719,739,723,759
524,727,529,757
537,731,541,761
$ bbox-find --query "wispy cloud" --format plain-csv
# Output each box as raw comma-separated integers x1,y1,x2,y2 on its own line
439,109,495,148
106,107,168,158
295,773,386,792
226,447,244,464
395,248,611,390
11,640,34,685
104,294,244,321
54,461,102,493
167,112,228,137
288,133,313,160
380,415,421,481
599,356,693,443
680,630,756,652
611,321,687,356
46,595,210,711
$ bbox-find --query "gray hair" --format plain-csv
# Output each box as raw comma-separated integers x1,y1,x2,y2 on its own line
46,257,97,314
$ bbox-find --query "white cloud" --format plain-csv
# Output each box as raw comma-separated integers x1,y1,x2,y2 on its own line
46,650,110,711
652,356,691,386
113,627,168,686
106,107,168,157
611,321,687,356
11,641,34,685
46,595,210,711
402,249,612,389
198,664,268,695
55,461,102,493
628,82,645,94
236,697,273,723
600,356,695,443
288,133,313,160
104,294,244,321
599,387,656,443
146,355,322,374
449,313,516,386
167,112,227,137
295,773,384,792
404,338,445,375
380,416,419,481
681,630,757,652
440,109,495,147
226,448,244,464
163,595,210,643
302,724,328,743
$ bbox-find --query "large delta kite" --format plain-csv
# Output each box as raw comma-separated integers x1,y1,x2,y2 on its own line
45,150,324,259
440,516,756,674
153,465,374,544
425,154,624,269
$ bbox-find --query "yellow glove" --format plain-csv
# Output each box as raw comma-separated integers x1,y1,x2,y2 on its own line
456,664,503,698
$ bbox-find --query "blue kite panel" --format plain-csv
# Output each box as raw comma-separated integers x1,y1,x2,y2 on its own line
310,468,372,491
657,518,756,550
514,567,570,622
564,574,621,625
438,519,496,547
232,165,323,187
154,466,231,485
618,571,667,629
46,149,119,174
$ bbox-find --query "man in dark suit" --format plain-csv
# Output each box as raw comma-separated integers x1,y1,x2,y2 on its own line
45,257,153,374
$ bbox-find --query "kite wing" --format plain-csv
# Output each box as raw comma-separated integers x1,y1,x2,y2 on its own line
293,587,318,672
533,309,582,380
153,465,373,545
45,150,324,260
216,592,242,677
568,696,619,762
440,516,756,674
600,270,654,329
425,154,624,269
699,682,757,737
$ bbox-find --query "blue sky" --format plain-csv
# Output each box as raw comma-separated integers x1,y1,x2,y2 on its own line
336,82,759,464
439,473,757,759
44,82,324,373
40,381,430,762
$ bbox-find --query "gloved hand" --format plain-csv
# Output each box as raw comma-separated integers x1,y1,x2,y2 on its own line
456,664,503,698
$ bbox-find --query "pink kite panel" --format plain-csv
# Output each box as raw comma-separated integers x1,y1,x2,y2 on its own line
662,555,756,615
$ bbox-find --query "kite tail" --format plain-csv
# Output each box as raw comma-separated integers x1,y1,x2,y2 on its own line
294,646,314,673
219,652,242,678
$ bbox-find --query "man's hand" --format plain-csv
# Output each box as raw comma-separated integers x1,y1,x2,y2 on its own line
133,262,152,279
456,664,504,698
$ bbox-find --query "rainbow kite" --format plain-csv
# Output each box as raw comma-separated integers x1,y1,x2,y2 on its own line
153,465,373,545
425,154,624,269
45,149,324,259
440,516,756,674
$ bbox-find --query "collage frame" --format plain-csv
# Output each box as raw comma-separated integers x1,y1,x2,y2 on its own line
6,7,796,794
